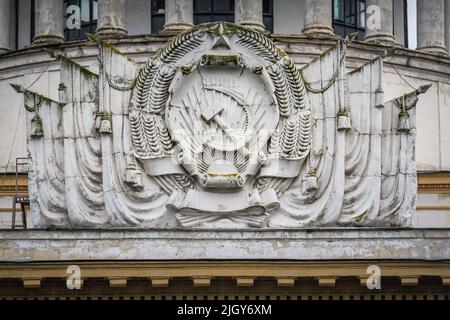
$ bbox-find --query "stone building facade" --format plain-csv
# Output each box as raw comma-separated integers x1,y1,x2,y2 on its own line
0,0,449,299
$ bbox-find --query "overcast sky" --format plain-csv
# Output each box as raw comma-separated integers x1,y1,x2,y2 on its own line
407,0,417,49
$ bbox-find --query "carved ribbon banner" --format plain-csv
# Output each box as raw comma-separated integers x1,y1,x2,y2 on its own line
11,85,68,227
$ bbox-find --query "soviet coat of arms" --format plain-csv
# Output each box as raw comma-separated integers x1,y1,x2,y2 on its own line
13,22,429,229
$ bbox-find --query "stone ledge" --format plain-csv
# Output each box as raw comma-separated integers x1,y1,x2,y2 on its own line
1,261,450,294
1,229,450,262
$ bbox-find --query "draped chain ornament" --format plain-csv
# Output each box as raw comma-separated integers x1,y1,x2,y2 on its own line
97,41,138,92
336,42,351,131
393,85,431,134
300,44,346,94
23,94,36,112
375,58,384,108
97,43,112,134
96,39,142,134
10,85,46,138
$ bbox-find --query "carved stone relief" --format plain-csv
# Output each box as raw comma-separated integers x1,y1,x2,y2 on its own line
12,22,430,229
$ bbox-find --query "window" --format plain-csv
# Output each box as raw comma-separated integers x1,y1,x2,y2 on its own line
151,0,165,34
262,0,273,33
403,0,408,48
151,0,274,33
193,0,235,25
64,0,98,41
332,0,366,39
30,0,35,42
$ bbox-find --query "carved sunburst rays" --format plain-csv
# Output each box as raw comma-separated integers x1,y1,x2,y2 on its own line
197,147,248,175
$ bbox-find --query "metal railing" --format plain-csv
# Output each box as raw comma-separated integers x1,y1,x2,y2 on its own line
11,157,29,229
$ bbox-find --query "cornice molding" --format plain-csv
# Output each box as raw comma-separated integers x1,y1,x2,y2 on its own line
418,172,450,194
1,260,450,290
0,174,28,196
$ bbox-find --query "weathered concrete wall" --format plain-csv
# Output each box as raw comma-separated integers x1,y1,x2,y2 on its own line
1,229,450,261
416,193,450,228
0,197,14,228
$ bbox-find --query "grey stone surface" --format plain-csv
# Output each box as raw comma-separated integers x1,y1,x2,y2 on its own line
417,0,448,56
0,0,12,53
96,0,127,37
1,229,450,262
235,0,265,32
302,0,334,35
364,0,395,45
162,0,193,33
32,0,64,45
446,0,450,53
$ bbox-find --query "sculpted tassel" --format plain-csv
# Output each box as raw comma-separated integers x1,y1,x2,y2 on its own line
58,83,67,105
398,110,410,133
99,112,112,134
95,111,102,131
337,107,351,131
375,86,384,109
397,96,410,133
303,172,318,192
303,157,318,192
124,156,143,191
31,114,44,137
